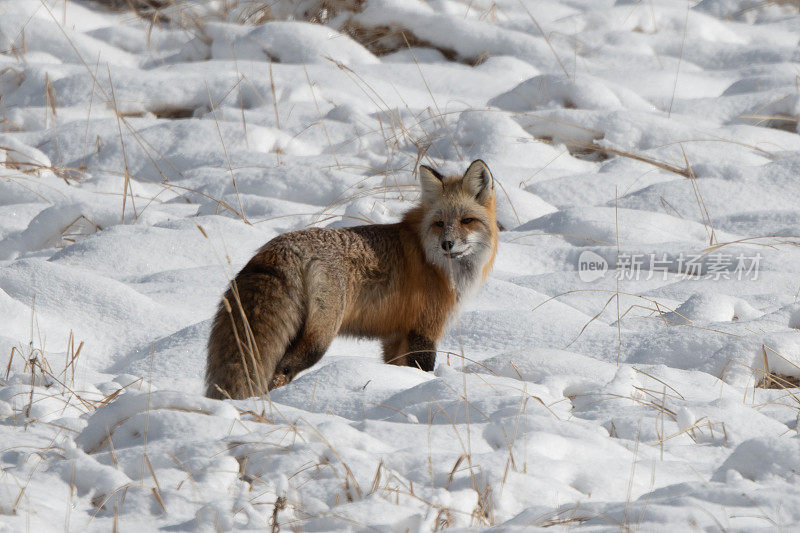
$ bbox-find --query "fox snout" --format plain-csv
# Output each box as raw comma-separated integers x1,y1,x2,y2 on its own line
440,237,473,259
439,226,470,257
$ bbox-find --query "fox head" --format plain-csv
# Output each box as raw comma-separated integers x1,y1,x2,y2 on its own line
416,159,498,290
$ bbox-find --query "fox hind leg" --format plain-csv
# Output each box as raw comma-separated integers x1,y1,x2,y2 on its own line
270,263,345,388
269,319,339,389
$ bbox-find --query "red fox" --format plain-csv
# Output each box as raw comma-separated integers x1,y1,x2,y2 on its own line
206,160,498,399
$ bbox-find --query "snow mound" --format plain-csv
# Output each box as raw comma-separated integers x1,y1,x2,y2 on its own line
211,21,380,65
516,207,722,245
76,391,240,453
489,74,654,112
713,437,800,482
668,292,763,323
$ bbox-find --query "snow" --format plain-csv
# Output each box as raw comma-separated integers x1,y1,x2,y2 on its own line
210,21,380,65
1,0,800,530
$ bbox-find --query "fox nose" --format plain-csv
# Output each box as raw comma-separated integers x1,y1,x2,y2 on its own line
441,241,454,251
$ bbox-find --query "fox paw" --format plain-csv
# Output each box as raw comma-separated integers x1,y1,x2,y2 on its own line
269,373,290,389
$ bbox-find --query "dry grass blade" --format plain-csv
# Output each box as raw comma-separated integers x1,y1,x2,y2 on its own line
303,65,340,168
446,454,467,490
297,417,363,499
368,460,383,494
106,66,137,223
401,32,462,160
205,82,250,225
144,453,167,512
702,234,800,254
268,60,281,130
759,373,800,389
667,1,689,118
576,142,691,178
517,0,570,79
756,345,800,390
533,503,594,527
270,495,287,533
680,144,717,245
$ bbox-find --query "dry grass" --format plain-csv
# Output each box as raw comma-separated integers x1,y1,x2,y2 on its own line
93,0,473,62
94,0,178,23
733,0,800,18
758,373,800,389
739,113,799,133
756,345,800,390
340,21,461,61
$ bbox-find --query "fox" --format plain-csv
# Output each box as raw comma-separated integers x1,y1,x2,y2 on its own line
205,159,498,399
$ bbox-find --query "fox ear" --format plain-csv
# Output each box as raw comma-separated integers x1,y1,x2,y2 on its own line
419,165,444,202
462,160,494,204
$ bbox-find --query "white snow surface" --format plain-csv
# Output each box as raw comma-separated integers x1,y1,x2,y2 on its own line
2,0,800,530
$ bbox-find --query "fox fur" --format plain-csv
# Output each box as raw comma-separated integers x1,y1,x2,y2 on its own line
205,160,498,399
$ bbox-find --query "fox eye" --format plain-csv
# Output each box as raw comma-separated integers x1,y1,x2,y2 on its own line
434,221,444,228
461,218,475,225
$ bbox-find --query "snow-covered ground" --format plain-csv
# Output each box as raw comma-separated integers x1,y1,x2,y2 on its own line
1,0,800,530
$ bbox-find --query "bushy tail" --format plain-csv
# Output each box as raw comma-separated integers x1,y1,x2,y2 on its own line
205,270,304,399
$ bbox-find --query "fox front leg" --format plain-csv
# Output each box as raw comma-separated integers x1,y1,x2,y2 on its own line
406,330,436,372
